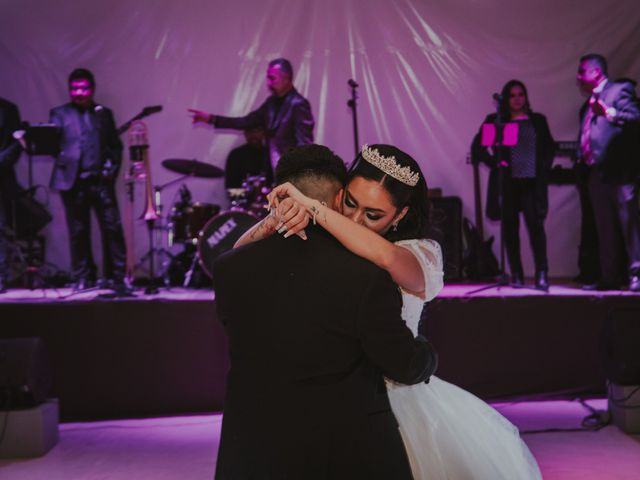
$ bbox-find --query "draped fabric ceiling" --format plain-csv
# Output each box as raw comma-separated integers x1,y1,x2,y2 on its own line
1,0,639,277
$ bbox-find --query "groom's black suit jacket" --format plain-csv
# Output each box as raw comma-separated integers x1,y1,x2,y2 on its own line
212,226,436,479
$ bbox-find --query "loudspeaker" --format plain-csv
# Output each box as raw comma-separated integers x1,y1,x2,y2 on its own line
601,308,640,385
0,338,52,409
608,383,640,434
430,196,463,280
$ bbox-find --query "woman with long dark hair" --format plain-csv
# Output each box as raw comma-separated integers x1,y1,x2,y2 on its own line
472,80,555,290
261,144,541,479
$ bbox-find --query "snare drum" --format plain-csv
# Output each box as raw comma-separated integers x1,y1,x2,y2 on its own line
171,202,220,242
197,210,259,277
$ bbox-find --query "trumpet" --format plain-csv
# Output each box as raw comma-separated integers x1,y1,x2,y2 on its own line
128,121,159,222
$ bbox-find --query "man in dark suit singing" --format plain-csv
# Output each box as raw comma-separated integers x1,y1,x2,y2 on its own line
576,54,640,292
189,58,314,179
49,68,129,292
212,145,437,479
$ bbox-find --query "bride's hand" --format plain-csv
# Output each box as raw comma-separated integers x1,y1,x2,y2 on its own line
276,197,309,239
267,182,310,210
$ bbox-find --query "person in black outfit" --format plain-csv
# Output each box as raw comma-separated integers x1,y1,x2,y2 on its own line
223,126,271,188
576,54,640,292
212,145,437,479
49,68,129,292
472,79,555,290
189,58,314,173
0,98,23,293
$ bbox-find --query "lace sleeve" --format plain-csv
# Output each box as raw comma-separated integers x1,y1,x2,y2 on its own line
395,238,444,301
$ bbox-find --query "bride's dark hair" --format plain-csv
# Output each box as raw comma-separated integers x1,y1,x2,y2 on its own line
347,144,431,242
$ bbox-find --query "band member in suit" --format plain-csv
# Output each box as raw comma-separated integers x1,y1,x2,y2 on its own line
0,97,22,293
471,80,555,290
189,58,314,175
49,68,129,292
212,145,437,479
577,54,640,292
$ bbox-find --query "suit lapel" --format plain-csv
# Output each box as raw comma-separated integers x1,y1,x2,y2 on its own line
599,81,616,107
66,104,84,139
269,90,294,131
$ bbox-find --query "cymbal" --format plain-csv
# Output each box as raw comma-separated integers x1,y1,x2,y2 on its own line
162,159,224,178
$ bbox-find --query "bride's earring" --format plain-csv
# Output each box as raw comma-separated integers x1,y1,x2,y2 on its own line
392,222,399,231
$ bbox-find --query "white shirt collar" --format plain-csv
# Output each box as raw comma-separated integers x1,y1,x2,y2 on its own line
593,77,608,95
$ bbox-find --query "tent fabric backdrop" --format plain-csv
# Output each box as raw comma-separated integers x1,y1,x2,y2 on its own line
1,0,639,278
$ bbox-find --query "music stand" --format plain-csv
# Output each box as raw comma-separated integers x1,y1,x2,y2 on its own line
467,120,519,295
18,124,60,288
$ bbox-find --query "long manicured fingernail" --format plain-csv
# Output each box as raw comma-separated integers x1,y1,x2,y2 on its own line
278,226,287,234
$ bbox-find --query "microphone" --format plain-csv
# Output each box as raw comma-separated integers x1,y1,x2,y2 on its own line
492,93,502,102
13,128,27,149
348,79,359,88
12,129,26,141
142,105,163,115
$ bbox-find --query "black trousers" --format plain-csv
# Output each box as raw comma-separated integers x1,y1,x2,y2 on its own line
0,194,8,280
501,176,548,276
60,177,126,282
588,169,640,283
576,165,601,282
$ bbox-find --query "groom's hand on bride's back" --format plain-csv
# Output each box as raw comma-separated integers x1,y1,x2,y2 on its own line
415,335,438,384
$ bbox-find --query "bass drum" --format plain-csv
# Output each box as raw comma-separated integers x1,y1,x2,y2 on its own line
197,210,259,278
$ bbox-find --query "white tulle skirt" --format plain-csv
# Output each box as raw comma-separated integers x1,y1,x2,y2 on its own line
386,376,542,480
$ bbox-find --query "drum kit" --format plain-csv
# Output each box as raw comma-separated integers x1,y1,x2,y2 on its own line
154,158,269,287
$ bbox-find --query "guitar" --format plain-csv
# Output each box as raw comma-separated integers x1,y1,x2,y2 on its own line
463,153,499,279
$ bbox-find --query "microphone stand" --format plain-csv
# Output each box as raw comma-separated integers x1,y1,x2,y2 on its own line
467,100,511,294
117,105,162,288
116,105,163,136
347,80,360,158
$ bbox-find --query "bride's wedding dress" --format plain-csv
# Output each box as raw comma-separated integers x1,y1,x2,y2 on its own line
387,239,542,480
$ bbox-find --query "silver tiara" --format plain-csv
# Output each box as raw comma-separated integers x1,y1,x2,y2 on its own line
361,145,420,187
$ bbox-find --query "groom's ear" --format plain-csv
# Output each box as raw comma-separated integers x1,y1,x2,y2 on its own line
332,188,344,211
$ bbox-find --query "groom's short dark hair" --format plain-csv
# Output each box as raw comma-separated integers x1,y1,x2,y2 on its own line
275,145,347,203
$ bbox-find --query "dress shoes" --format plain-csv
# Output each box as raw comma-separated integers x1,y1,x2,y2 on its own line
510,272,525,288
535,271,549,292
629,275,640,292
581,280,621,292
111,278,135,297
74,278,95,291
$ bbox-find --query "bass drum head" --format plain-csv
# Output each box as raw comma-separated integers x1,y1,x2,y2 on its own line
197,210,259,278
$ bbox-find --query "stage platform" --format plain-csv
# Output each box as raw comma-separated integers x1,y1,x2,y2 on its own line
1,282,638,421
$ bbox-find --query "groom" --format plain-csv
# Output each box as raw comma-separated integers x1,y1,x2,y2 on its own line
212,144,438,479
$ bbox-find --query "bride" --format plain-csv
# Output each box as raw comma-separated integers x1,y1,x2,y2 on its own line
240,144,542,479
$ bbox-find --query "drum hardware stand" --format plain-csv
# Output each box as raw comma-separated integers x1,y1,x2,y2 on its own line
347,79,360,158
135,177,190,288
183,247,201,288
